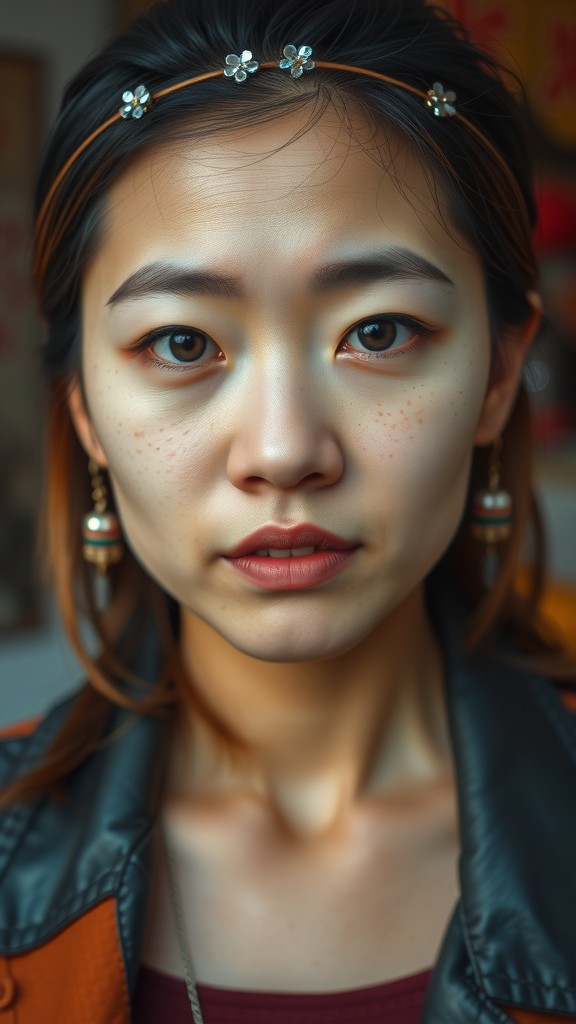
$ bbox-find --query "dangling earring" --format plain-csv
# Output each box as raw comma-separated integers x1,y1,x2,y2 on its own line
470,435,513,588
82,458,124,610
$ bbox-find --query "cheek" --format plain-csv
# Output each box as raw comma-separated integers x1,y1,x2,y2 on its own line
358,366,487,524
83,376,216,534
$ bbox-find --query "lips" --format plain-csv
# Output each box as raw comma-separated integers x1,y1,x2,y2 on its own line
222,524,360,590
224,524,358,559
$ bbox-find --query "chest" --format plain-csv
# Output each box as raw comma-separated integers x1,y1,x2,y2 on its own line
141,784,460,991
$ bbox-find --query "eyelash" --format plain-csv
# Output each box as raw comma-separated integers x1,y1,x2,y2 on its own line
130,315,436,373
340,315,436,360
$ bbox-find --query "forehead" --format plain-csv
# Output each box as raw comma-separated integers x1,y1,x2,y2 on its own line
92,104,482,292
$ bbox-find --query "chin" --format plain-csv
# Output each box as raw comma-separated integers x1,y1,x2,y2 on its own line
210,611,380,664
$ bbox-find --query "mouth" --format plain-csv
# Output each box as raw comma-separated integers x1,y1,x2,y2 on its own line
222,525,360,591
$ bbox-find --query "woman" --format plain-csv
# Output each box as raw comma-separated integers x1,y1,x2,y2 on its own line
1,0,575,1021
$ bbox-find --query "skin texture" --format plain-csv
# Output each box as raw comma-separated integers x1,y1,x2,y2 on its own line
69,106,540,988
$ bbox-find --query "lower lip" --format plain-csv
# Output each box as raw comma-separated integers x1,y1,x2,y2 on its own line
223,549,358,590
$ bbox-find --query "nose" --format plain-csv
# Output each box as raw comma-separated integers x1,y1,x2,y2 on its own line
226,362,344,493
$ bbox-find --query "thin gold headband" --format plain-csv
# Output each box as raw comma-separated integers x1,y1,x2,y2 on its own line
35,45,529,260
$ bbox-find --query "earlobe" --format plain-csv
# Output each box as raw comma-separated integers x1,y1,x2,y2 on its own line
67,378,109,467
473,291,542,447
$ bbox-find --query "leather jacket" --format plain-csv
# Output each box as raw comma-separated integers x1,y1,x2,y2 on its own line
0,570,575,1023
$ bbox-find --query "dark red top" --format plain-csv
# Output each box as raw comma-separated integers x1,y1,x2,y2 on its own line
132,964,432,1022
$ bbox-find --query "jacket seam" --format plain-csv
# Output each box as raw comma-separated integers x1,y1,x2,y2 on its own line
465,980,517,1024
474,969,576,996
0,874,119,949
115,822,155,973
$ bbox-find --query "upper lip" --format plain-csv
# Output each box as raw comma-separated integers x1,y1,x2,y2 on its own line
224,524,359,558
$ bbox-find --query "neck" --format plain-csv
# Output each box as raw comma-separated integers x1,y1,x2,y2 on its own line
171,583,451,835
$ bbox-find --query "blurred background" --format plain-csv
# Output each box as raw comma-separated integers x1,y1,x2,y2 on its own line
0,0,575,726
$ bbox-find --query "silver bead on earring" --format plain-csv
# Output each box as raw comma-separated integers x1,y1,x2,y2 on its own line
82,459,124,610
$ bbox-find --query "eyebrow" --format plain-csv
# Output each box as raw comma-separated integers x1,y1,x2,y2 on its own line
106,265,242,305
105,246,455,307
313,247,455,291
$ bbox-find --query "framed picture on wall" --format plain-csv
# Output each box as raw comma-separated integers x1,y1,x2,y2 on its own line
0,54,45,634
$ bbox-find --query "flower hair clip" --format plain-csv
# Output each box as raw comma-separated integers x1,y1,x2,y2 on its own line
426,82,457,118
119,84,151,119
279,45,316,78
223,50,259,83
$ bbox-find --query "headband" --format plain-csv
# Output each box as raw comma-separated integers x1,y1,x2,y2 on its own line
35,45,531,281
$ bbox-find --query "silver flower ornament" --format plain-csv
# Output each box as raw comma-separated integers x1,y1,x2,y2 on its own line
119,84,151,119
426,82,457,118
223,50,259,83
279,45,316,78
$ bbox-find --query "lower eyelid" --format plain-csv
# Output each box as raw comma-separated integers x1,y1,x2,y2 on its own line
339,337,421,360
140,348,225,373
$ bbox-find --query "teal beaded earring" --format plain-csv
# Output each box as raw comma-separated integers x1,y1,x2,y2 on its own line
470,436,513,588
82,459,124,610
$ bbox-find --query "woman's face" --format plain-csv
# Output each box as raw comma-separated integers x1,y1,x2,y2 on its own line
74,107,523,662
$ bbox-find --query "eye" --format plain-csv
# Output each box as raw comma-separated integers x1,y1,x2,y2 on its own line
132,326,223,371
339,315,434,358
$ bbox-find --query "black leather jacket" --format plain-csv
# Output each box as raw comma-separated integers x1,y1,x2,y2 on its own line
1,571,575,1022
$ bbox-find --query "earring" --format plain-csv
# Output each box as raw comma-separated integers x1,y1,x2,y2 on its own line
82,459,124,610
470,435,513,588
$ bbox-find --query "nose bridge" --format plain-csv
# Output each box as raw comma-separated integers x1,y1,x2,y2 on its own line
255,345,315,434
226,330,344,490
245,342,324,459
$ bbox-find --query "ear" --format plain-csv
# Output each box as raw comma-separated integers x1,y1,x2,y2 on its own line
473,291,542,447
67,378,109,468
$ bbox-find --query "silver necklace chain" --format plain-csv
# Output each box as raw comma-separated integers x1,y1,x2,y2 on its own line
161,817,206,1024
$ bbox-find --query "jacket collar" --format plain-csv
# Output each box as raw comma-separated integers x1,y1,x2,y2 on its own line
428,570,576,1015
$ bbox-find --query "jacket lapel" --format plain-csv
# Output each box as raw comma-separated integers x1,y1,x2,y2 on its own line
424,571,576,1020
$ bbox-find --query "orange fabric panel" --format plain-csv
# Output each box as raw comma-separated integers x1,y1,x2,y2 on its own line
501,1007,576,1023
538,580,576,656
0,718,40,741
0,897,130,1023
